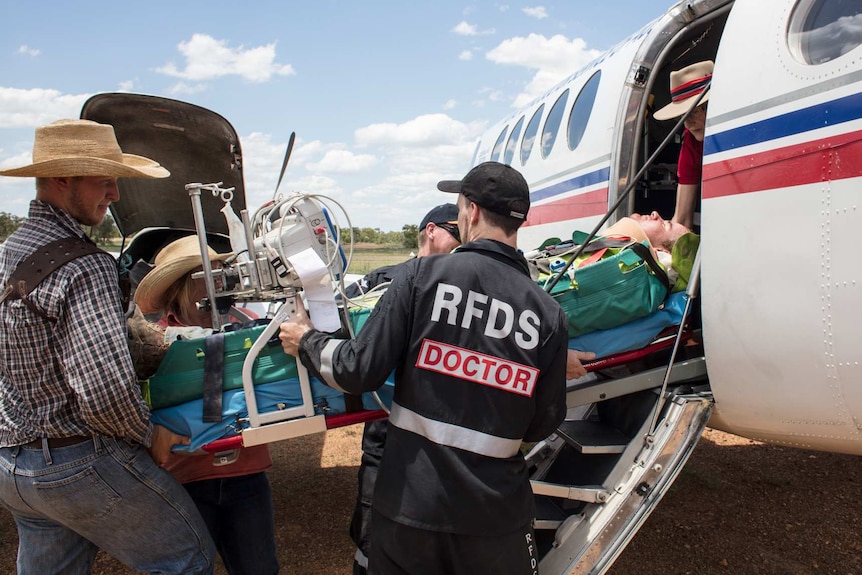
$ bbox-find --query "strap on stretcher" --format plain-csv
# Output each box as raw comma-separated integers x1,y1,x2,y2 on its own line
202,333,225,422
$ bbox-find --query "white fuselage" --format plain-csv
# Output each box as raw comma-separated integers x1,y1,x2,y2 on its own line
471,0,862,455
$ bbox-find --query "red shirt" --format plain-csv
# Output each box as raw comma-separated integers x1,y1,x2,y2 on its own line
677,129,704,185
157,313,272,484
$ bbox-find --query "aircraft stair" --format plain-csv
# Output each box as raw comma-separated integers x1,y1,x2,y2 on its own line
528,247,714,575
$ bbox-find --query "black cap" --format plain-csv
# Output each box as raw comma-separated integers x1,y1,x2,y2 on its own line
419,203,459,231
437,161,529,220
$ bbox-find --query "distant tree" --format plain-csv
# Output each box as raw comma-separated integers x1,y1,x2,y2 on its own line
402,224,418,249
87,214,119,246
346,225,407,246
0,212,25,242
379,230,401,245
359,227,380,244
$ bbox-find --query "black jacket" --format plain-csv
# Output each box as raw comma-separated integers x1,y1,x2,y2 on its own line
299,239,568,535
343,263,403,299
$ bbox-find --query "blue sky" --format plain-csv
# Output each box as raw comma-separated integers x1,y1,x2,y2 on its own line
0,0,673,231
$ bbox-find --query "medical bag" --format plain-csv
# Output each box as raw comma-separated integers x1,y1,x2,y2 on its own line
530,232,670,337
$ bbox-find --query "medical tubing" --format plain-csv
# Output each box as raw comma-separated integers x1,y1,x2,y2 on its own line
543,82,710,293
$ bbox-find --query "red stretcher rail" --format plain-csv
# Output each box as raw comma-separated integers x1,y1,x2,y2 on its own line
200,408,389,453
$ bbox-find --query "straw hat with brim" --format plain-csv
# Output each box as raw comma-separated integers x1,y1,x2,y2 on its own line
653,60,714,121
134,235,231,314
0,119,170,179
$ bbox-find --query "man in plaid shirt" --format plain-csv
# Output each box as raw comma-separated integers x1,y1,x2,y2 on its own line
0,120,216,574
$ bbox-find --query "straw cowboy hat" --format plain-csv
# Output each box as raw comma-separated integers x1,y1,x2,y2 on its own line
0,119,169,178
653,60,714,121
134,235,231,314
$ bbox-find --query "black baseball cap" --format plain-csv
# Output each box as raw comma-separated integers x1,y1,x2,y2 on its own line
419,203,459,231
436,161,530,220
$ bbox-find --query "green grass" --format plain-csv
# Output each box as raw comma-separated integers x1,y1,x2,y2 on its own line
345,245,414,275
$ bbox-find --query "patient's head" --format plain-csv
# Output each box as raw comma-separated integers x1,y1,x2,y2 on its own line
630,212,690,252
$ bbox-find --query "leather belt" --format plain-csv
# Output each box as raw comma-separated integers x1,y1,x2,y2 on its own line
23,436,91,449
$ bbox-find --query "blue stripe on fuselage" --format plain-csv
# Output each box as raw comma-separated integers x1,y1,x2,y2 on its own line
531,166,610,202
704,91,862,156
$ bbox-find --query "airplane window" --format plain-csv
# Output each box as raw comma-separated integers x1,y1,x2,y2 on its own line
504,116,525,165
520,104,545,166
567,70,601,151
788,0,862,64
490,126,508,162
541,89,569,158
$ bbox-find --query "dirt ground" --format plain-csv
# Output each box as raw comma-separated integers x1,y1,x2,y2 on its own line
0,426,859,575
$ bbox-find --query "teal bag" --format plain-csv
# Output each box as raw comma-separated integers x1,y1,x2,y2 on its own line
143,306,373,410
532,235,670,337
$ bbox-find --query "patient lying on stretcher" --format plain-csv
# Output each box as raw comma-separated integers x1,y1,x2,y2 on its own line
530,211,697,291
606,212,697,290
555,212,700,376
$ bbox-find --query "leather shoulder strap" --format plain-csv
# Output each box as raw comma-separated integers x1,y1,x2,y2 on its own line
1,237,106,320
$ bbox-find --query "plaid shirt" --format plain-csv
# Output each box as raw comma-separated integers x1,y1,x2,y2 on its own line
0,200,152,447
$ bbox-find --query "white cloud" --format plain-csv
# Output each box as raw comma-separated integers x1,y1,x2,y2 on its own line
443,99,457,110
0,87,90,128
156,34,295,83
117,80,136,92
238,131,298,207
523,6,548,19
17,45,40,57
167,82,208,96
458,50,473,61
356,113,478,147
0,150,31,170
306,149,378,173
470,86,505,108
453,21,478,36
235,113,486,231
452,21,495,36
486,33,600,106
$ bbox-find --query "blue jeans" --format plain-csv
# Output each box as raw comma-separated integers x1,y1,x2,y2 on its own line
183,472,279,575
0,435,217,575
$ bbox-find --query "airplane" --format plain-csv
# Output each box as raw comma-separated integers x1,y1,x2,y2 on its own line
463,0,862,572
78,0,861,572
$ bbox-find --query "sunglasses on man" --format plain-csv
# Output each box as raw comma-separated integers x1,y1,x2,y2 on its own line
436,222,461,243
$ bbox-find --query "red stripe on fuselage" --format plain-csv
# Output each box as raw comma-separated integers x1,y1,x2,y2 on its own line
525,187,608,226
702,130,862,199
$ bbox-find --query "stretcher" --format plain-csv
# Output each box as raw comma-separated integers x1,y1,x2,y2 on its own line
146,302,393,453
145,290,692,454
